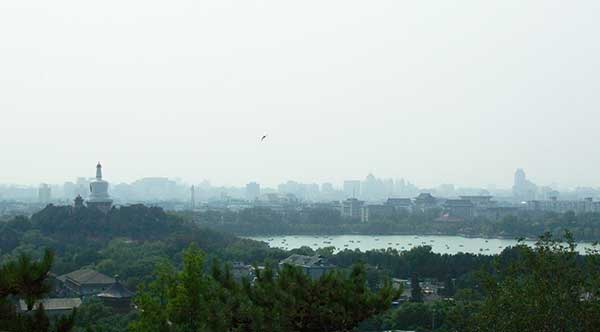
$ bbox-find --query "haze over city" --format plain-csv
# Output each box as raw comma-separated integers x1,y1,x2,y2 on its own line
2,1,600,188
5,2,600,332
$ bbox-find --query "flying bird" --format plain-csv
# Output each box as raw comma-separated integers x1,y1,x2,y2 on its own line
260,134,267,142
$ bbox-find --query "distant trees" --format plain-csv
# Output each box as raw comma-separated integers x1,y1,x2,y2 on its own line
130,244,397,332
188,206,600,242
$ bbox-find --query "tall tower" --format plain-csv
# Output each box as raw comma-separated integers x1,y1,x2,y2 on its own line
246,182,260,201
514,168,527,188
87,162,113,213
190,185,196,210
38,183,51,204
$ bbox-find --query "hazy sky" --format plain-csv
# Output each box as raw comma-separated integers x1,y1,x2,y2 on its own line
1,1,599,188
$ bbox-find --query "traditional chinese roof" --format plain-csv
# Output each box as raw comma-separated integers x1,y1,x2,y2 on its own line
443,199,474,208
280,254,333,268
415,193,436,202
97,279,135,299
58,269,114,286
19,298,82,312
386,198,413,205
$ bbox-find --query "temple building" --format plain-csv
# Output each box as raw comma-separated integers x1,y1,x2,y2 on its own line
57,268,115,297
97,276,135,313
87,162,113,213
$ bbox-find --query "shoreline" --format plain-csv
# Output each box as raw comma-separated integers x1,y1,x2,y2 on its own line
241,233,537,242
243,233,596,246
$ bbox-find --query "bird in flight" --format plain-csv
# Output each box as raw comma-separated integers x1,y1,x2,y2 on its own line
260,133,267,142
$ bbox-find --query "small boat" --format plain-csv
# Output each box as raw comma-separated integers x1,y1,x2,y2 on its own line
459,244,464,247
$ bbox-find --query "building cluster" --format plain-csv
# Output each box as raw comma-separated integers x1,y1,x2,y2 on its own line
526,197,600,214
17,268,134,316
341,194,518,222
6,166,600,218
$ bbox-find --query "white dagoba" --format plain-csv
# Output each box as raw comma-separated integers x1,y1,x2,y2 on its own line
87,162,113,213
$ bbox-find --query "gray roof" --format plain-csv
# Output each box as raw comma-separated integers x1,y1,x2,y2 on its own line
98,281,135,299
280,254,332,268
386,198,412,204
415,193,436,201
444,199,474,207
19,298,82,312
58,269,114,285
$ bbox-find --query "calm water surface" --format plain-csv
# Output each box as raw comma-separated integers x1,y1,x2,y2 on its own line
247,235,597,255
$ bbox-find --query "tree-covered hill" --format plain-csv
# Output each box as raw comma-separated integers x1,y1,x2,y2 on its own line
0,204,286,285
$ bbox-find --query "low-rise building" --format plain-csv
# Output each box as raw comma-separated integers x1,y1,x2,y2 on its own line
526,197,600,214
58,269,115,297
361,204,396,222
442,199,474,219
459,195,495,209
97,276,135,313
385,198,413,212
18,298,82,317
341,198,364,219
279,254,335,280
414,193,438,211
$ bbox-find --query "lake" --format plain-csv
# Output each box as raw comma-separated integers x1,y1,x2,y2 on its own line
247,234,598,255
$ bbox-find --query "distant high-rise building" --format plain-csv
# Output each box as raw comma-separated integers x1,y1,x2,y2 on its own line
246,182,260,201
38,183,51,204
75,177,90,198
321,183,334,194
87,162,113,213
361,173,392,200
514,169,527,187
343,180,361,198
512,168,537,201
190,185,196,210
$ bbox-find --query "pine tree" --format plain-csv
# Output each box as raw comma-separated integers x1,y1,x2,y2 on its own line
0,249,74,332
410,273,423,302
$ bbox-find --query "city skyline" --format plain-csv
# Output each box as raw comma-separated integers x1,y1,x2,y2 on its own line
0,167,579,191
0,165,595,199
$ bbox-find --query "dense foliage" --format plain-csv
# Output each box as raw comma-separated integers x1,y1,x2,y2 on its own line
474,232,600,332
130,244,397,332
4,204,600,331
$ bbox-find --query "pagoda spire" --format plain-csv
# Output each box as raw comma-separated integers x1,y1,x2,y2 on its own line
96,162,102,180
